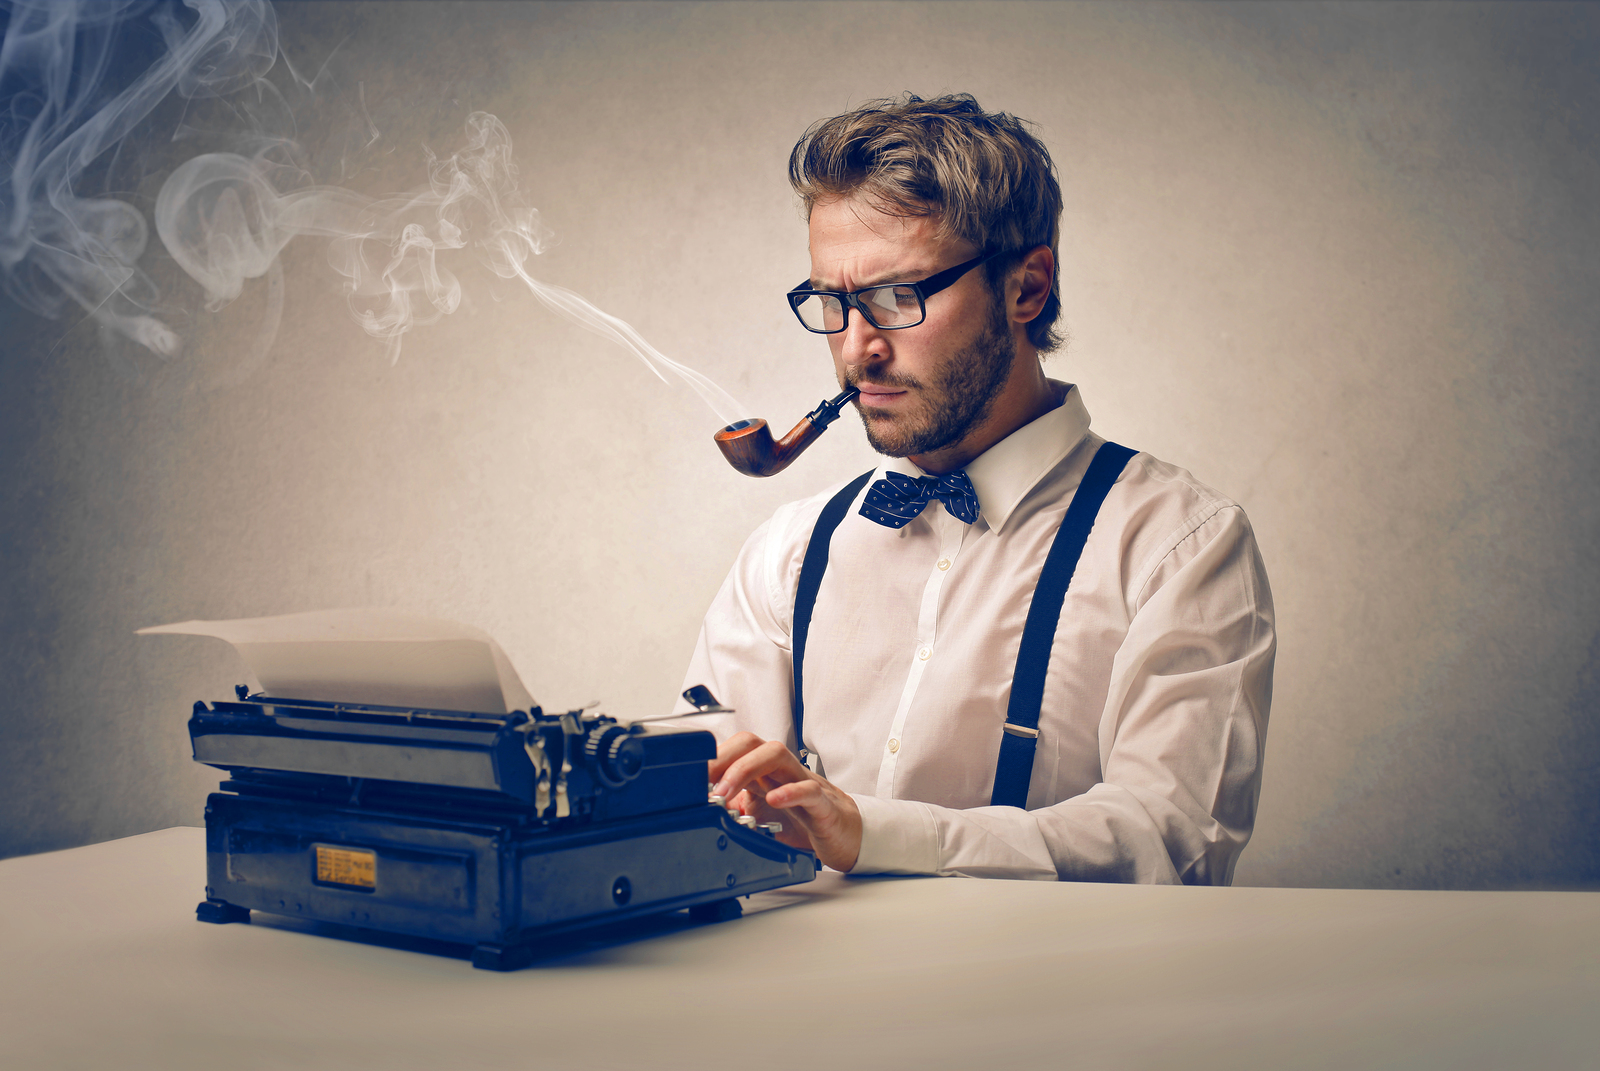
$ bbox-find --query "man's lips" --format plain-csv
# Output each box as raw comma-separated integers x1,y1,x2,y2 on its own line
855,385,909,406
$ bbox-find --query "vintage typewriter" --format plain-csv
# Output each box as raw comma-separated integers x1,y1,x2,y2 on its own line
189,683,816,969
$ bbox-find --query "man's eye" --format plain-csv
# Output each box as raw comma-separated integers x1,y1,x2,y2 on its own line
864,288,900,314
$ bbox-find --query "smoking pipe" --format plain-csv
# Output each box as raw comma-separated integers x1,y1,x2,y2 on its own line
714,387,860,477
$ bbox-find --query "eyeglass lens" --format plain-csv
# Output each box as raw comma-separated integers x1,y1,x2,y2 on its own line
793,285,924,332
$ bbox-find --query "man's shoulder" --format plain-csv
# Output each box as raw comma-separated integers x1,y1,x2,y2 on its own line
720,468,884,624
1024,437,1252,576
1028,436,1240,526
1097,445,1261,597
1118,447,1242,527
768,467,882,536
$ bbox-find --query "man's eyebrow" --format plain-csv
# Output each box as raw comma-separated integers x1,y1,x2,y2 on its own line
808,267,926,291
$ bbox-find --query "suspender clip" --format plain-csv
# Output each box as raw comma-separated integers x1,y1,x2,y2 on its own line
1001,723,1040,739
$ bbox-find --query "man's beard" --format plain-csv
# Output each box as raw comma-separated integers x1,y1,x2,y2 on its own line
851,294,1015,459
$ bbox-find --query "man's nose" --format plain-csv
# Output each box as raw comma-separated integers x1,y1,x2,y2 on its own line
837,311,890,369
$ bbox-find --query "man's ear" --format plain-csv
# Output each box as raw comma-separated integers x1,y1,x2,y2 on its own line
1011,245,1054,324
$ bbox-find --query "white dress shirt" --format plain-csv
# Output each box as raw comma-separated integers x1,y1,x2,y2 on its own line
679,383,1275,884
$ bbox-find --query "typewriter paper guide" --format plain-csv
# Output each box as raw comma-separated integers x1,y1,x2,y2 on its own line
138,609,536,714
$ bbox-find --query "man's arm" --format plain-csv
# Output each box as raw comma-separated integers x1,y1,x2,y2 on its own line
849,503,1275,884
681,488,871,870
677,491,832,745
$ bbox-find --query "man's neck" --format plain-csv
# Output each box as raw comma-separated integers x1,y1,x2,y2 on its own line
909,360,1060,474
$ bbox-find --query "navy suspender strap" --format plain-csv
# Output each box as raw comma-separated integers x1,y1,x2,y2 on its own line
791,470,875,758
990,441,1138,808
789,443,1136,802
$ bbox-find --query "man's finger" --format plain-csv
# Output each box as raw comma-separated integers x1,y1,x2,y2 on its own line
713,740,795,799
713,739,806,801
707,732,767,784
763,779,825,811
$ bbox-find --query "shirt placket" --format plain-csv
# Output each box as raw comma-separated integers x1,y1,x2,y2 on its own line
874,505,971,797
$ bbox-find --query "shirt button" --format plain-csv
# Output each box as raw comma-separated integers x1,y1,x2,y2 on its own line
887,738,900,753
937,558,951,571
917,646,932,660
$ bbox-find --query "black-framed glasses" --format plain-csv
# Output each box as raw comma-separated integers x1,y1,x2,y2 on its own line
786,249,1012,334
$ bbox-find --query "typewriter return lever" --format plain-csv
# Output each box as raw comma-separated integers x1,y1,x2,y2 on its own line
682,685,734,714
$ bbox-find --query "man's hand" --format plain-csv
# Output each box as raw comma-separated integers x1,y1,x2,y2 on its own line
709,733,862,872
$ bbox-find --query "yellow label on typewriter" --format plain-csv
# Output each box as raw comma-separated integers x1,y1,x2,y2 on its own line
315,845,376,889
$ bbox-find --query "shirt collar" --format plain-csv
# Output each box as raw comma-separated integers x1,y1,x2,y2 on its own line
885,380,1092,534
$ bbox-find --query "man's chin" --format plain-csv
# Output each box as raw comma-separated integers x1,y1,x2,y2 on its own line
859,409,934,459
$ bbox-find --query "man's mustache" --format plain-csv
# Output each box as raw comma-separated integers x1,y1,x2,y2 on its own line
846,370,924,391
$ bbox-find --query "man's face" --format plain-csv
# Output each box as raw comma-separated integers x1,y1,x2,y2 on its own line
807,196,1015,461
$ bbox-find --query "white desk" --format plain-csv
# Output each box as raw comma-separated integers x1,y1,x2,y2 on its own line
1,828,1595,1069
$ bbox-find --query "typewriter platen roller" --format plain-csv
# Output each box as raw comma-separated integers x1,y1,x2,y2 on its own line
190,687,816,970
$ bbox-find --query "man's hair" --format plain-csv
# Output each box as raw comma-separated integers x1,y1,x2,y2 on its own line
788,93,1064,353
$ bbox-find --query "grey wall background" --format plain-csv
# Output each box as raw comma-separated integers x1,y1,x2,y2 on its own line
2,1,1596,890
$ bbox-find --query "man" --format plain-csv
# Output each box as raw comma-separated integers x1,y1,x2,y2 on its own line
681,94,1275,884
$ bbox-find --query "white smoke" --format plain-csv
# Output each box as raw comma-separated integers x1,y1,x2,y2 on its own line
0,0,746,423
0,0,278,357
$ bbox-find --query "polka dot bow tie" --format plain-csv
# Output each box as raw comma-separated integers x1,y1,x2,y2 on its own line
859,470,981,529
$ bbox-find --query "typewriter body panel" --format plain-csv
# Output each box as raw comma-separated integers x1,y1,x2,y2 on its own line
191,694,815,968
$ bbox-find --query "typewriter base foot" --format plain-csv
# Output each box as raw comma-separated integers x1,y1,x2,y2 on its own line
688,897,743,924
196,898,251,924
472,942,535,972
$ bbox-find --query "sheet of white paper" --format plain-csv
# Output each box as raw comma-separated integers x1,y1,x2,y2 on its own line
137,609,537,714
